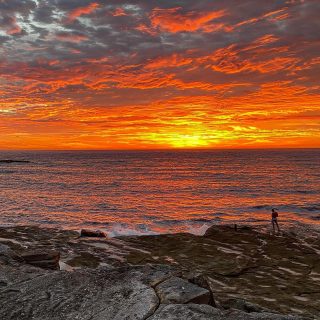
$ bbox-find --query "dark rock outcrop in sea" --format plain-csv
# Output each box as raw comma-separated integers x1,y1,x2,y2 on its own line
0,160,30,164
0,225,319,319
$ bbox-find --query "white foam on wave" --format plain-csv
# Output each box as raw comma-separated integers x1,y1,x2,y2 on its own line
185,223,214,236
86,217,320,238
105,223,159,237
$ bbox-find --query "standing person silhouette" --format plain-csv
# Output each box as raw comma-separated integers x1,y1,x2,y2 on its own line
271,208,280,233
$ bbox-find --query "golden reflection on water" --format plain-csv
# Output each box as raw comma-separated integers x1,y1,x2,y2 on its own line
0,150,319,235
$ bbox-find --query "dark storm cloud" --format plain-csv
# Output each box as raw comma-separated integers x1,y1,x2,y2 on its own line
0,0,36,14
32,1,57,24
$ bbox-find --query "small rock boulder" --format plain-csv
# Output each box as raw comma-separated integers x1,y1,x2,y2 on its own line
80,229,106,238
155,277,211,305
21,251,60,270
185,272,216,307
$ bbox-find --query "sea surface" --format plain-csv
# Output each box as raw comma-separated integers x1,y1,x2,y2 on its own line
0,149,319,236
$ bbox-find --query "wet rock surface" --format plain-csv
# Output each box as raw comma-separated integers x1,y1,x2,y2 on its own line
218,297,273,313
0,226,126,269
0,243,23,265
0,225,319,319
124,226,320,318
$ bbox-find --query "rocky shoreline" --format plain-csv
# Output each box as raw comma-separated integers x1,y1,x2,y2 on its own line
0,225,319,319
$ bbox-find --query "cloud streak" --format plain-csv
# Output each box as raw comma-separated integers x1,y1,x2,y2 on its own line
149,7,226,33
64,2,100,23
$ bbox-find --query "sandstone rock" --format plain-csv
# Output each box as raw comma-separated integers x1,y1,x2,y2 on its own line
155,276,211,304
0,261,308,320
0,244,12,255
1,225,318,318
204,224,253,237
0,264,46,288
21,251,60,262
21,251,60,270
0,265,159,320
123,225,320,317
0,244,15,261
80,229,106,238
220,297,273,313
224,309,304,319
185,272,216,306
149,304,223,320
138,264,182,287
67,252,101,268
149,304,305,320
0,243,23,265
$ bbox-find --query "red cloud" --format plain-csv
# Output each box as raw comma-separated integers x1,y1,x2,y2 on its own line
145,53,193,69
112,8,127,17
5,16,22,35
233,8,289,29
65,3,99,23
56,33,88,43
201,35,299,74
135,24,158,36
149,7,226,33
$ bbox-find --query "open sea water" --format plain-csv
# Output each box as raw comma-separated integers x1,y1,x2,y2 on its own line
0,149,319,236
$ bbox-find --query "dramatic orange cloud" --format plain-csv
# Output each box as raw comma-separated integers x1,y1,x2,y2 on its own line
149,7,226,33
205,42,300,74
233,8,290,29
0,0,319,150
65,2,99,23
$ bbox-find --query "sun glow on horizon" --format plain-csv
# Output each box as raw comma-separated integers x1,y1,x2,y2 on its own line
145,132,212,149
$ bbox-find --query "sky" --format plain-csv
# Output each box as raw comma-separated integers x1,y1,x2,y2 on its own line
0,0,319,150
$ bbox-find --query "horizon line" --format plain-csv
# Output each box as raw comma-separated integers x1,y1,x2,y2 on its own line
1,147,320,152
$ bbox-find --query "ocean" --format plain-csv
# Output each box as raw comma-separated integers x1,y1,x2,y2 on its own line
0,149,319,236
